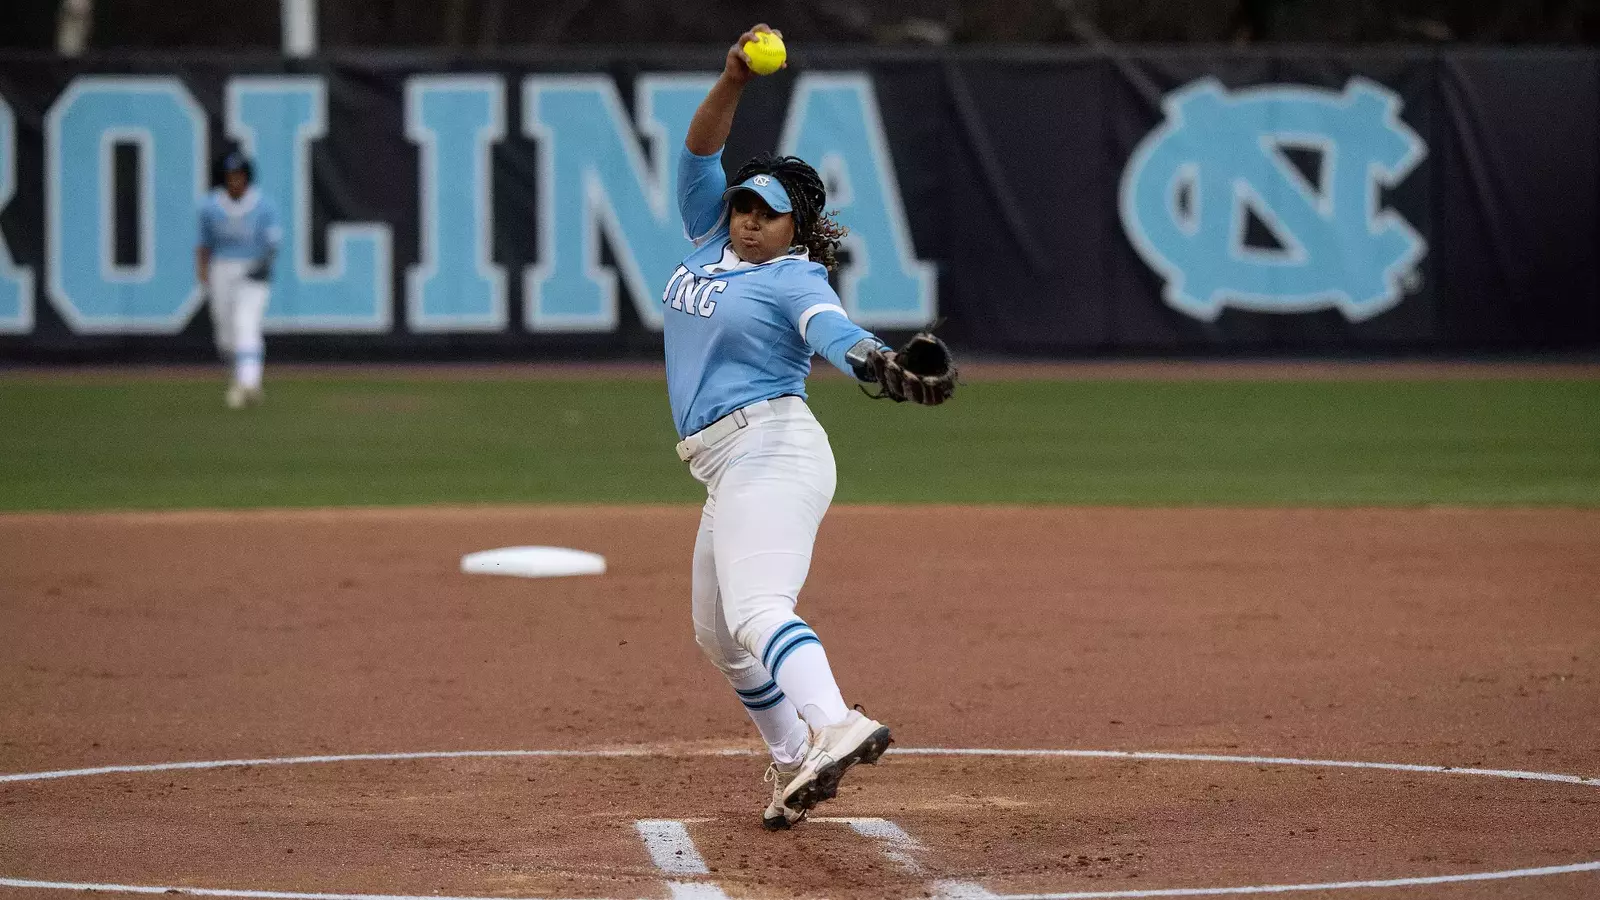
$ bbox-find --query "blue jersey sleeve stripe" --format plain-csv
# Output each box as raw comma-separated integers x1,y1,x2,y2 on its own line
796,302,847,341
801,309,877,377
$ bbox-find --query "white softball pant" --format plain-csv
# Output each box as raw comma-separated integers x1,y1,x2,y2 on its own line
684,396,837,682
206,258,269,362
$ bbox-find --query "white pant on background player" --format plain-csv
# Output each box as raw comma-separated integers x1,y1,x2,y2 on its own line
206,258,268,406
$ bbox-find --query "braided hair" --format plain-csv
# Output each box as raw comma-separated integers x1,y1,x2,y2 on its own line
729,152,849,271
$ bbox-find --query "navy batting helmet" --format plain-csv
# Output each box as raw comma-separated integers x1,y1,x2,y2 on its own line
221,151,253,182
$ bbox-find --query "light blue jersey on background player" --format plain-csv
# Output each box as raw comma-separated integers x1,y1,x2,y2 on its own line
662,24,954,834
198,184,280,265
197,152,280,409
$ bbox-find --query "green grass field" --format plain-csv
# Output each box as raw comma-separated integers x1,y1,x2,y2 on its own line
2,375,1597,510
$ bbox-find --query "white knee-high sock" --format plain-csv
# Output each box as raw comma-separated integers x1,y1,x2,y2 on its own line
760,619,849,731
727,668,809,767
235,348,264,390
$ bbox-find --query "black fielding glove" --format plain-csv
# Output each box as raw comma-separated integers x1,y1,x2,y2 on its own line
856,328,958,406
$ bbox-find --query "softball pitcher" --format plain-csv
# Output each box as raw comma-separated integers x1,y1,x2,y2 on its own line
197,152,280,409
666,25,957,830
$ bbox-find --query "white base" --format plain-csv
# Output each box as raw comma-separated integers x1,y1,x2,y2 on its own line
460,546,607,578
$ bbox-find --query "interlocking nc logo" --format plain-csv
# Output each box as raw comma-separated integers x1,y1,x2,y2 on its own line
753,174,772,187
1119,78,1427,322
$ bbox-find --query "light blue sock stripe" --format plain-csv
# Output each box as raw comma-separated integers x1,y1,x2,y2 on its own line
767,635,821,679
743,691,788,711
735,679,778,699
736,683,783,705
760,620,812,670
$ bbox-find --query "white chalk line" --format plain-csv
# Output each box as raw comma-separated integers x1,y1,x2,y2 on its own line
901,748,1600,787
978,862,1600,899
935,880,1003,899
6,867,1598,900
665,881,730,900
812,817,926,874
3,747,1595,787
2,746,1597,900
0,749,663,784
634,820,710,876
0,882,625,900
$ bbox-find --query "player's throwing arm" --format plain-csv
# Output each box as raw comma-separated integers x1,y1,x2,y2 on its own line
657,24,957,832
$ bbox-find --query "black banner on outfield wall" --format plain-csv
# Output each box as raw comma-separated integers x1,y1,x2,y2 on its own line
0,48,1595,361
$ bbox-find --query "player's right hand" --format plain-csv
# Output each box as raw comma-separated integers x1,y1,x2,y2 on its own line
725,24,780,84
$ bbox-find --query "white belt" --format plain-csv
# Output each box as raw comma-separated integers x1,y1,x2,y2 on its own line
675,396,801,462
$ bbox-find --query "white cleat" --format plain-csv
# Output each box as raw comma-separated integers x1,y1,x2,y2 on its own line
761,762,806,831
225,383,248,409
780,709,892,815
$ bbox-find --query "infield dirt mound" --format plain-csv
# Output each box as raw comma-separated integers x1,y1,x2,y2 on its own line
2,506,1597,898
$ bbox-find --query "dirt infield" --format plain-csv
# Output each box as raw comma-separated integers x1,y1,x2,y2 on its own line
2,506,1598,898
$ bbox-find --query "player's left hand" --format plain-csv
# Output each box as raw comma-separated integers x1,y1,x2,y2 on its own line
865,330,957,406
244,250,274,284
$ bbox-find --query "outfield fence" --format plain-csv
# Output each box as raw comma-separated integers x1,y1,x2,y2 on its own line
0,47,1595,361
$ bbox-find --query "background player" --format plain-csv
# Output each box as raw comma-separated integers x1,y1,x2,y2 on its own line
197,151,280,409
665,24,955,830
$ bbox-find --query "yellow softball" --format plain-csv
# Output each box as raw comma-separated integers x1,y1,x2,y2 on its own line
742,32,787,76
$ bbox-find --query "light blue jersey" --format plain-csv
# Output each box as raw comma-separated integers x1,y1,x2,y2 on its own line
197,187,281,261
663,146,878,438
